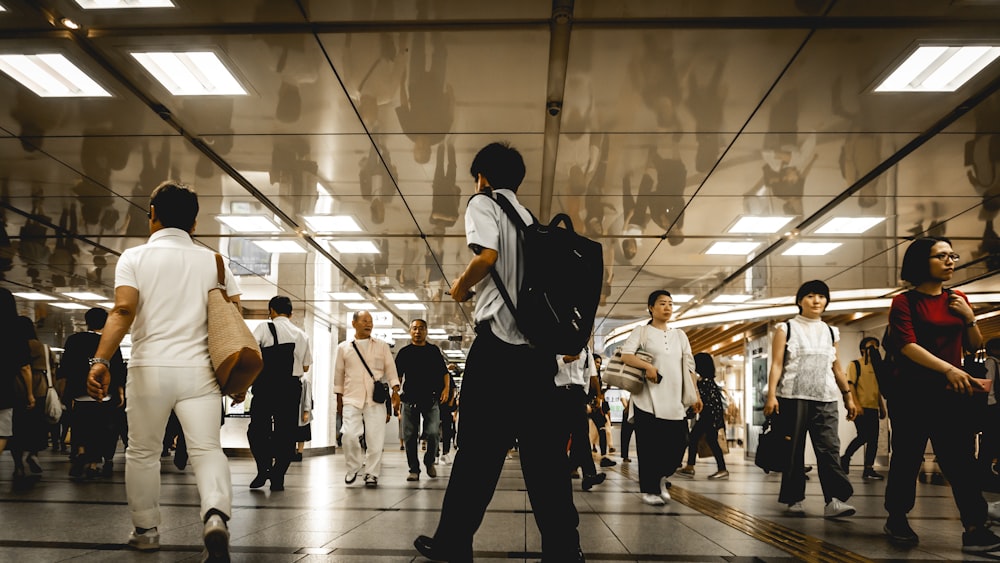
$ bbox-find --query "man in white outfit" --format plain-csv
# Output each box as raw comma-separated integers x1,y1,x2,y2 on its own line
334,311,400,488
87,181,240,562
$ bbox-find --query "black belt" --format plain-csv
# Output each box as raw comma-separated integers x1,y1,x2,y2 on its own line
556,384,584,390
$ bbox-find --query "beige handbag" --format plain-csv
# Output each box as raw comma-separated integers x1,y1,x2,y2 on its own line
207,253,262,395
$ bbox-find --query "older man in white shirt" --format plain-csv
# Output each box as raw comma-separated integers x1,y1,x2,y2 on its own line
334,311,400,488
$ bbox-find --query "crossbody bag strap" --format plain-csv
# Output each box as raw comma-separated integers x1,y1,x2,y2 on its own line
351,341,377,381
268,322,280,345
214,253,226,287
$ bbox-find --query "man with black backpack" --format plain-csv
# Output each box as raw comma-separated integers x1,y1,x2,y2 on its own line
840,337,887,481
414,142,584,562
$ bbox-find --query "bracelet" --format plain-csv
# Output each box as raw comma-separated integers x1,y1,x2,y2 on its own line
88,357,110,369
841,389,851,396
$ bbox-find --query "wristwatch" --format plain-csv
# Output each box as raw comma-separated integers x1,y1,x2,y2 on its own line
89,357,111,369
967,319,978,328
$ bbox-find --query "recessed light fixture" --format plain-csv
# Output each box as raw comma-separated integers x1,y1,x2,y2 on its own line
330,240,380,254
728,216,795,234
0,4,7,11
782,242,842,256
13,292,56,301
712,295,752,304
76,0,175,7
303,215,361,233
61,291,107,300
814,217,886,234
669,294,694,303
60,18,80,29
50,302,91,310
875,45,1000,92
131,51,247,96
384,292,418,301
248,240,306,254
397,303,427,310
0,54,111,97
330,292,364,301
428,328,448,335
344,302,376,310
705,241,761,255
215,215,283,233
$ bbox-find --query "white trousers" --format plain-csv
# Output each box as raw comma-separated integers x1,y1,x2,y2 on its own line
342,403,387,478
125,366,232,529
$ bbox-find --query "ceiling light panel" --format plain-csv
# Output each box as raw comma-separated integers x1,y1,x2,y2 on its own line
728,216,795,234
712,295,752,303
705,241,761,255
13,292,56,301
344,302,376,310
76,0,174,7
330,240,380,254
384,292,418,301
61,291,107,300
814,217,886,234
131,51,247,96
330,292,364,300
397,303,427,310
249,240,306,254
50,302,91,310
303,215,362,232
875,45,1000,92
669,294,694,303
0,54,111,97
215,215,282,233
782,242,842,256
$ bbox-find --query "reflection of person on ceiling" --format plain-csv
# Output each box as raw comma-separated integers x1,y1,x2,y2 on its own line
757,91,816,216
965,96,1000,268
341,0,404,129
126,140,171,238
18,187,50,285
430,142,460,228
686,60,727,174
646,146,687,246
49,205,81,288
396,32,454,164
631,31,685,132
359,144,397,225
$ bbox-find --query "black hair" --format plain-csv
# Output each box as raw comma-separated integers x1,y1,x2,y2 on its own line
268,295,293,316
85,307,108,331
150,181,199,232
16,315,37,340
592,353,602,362
859,336,880,351
694,352,715,379
0,287,15,322
469,142,526,192
646,290,672,318
409,318,427,328
987,338,1000,356
795,280,830,313
900,236,952,285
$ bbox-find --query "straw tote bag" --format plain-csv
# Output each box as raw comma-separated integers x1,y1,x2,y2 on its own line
207,253,262,395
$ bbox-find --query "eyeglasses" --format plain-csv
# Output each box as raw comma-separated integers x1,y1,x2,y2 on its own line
930,253,960,262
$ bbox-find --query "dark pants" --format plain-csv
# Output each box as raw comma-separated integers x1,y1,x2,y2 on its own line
885,390,987,528
403,400,440,474
440,404,456,455
633,406,688,494
589,410,607,455
620,416,635,459
247,377,302,484
71,400,115,465
432,322,580,561
843,407,880,468
555,385,598,477
686,416,727,470
778,398,853,505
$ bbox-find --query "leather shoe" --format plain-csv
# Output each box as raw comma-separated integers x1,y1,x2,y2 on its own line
249,472,269,489
582,472,606,491
413,535,472,563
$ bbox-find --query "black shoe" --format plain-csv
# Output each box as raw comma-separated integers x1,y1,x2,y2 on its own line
884,516,919,545
413,535,471,563
269,480,285,492
599,457,617,468
249,472,269,489
582,472,606,491
291,452,303,462
101,460,113,478
69,460,84,481
962,527,1000,553
173,451,188,471
84,467,101,480
840,455,850,475
26,455,42,474
863,468,885,481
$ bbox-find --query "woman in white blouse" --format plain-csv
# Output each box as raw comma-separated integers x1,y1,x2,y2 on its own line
621,290,702,506
763,280,859,518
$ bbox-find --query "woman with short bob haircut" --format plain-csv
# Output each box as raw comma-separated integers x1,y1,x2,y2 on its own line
882,237,1000,553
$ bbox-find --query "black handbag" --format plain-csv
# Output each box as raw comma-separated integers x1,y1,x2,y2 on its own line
754,414,791,474
353,341,390,403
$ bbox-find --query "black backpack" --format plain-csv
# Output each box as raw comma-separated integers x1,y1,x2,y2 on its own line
473,192,604,354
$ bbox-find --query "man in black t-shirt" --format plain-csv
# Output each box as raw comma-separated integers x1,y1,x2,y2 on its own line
395,319,450,481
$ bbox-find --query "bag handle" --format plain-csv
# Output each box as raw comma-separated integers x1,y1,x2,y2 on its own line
43,343,53,388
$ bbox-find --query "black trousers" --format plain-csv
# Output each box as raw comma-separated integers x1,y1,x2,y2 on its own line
247,377,302,482
777,398,853,505
432,322,580,561
554,385,598,476
71,400,115,465
620,416,635,459
885,390,987,528
686,416,726,470
633,406,688,494
843,407,880,468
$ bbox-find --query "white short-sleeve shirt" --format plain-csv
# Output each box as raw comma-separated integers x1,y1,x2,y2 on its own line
554,346,597,391
253,316,312,377
465,189,533,345
115,228,241,368
619,324,695,420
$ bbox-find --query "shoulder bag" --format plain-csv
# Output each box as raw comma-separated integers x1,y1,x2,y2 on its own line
207,253,263,395
42,344,63,424
754,414,791,473
603,326,651,393
353,340,390,403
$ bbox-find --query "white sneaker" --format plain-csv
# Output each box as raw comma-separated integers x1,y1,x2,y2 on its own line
660,478,672,503
824,498,856,519
786,502,806,516
641,493,666,506
989,501,1000,522
127,528,160,551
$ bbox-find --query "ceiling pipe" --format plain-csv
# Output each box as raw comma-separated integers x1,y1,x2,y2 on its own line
538,0,574,221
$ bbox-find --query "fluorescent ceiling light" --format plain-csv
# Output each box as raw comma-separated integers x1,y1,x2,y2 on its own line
249,240,306,254
427,328,447,335
50,302,91,310
330,292,364,300
99,302,115,308
782,242,842,256
712,294,752,304
0,54,111,98
76,0,174,7
684,305,733,317
344,302,376,310
384,292,418,301
705,241,761,255
13,292,56,301
830,288,895,300
131,51,246,96
728,216,794,234
0,4,6,11
216,215,282,233
303,215,362,233
875,45,1000,92
61,291,107,300
330,240,380,254
397,303,427,310
670,294,694,303
815,217,886,234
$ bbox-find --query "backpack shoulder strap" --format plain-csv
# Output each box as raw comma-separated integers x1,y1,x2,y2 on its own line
851,359,860,383
268,322,279,345
469,191,526,319
827,323,835,345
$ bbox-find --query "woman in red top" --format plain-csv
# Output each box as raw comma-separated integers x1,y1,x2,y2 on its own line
883,237,999,554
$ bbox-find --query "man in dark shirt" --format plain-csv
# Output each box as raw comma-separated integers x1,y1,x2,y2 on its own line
395,318,450,481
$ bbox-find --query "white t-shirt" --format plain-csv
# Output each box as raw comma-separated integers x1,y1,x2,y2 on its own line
554,346,597,391
620,324,695,421
775,315,840,402
116,228,241,368
253,316,312,377
465,189,533,345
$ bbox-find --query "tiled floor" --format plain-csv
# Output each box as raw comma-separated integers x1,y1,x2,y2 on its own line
1,443,998,562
